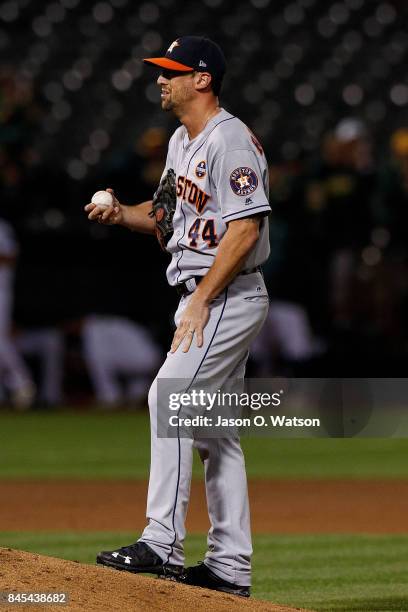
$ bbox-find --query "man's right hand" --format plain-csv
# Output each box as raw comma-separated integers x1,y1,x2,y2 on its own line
84,188,124,225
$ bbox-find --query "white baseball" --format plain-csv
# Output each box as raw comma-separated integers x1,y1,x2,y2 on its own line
91,190,114,208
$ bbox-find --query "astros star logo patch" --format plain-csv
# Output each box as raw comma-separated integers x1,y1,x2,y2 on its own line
230,167,258,196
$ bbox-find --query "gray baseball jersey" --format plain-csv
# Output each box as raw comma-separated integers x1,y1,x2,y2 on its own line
136,110,271,586
162,108,271,286
105,110,271,586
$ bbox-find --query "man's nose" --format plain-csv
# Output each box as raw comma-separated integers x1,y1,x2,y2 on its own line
157,75,167,86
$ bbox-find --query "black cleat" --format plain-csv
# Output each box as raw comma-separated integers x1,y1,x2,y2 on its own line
96,541,182,578
180,562,250,598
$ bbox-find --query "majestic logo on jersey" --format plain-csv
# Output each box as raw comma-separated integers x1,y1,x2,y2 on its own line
167,40,180,54
230,167,258,197
177,176,210,213
195,160,207,179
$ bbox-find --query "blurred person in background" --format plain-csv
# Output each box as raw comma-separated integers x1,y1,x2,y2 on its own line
0,218,35,408
0,67,40,221
258,119,377,375
362,127,408,365
303,118,375,332
374,128,408,254
253,158,325,376
16,327,64,406
250,301,324,376
81,314,161,407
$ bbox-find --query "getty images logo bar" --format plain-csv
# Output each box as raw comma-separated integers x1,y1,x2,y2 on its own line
156,378,408,439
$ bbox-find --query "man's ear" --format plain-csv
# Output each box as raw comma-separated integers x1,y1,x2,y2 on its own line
195,72,212,91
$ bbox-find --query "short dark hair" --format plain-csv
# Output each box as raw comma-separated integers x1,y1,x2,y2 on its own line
211,75,223,97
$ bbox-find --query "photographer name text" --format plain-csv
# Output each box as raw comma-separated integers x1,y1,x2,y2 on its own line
168,415,321,428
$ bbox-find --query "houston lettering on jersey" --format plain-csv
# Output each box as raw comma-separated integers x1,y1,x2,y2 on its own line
177,176,210,213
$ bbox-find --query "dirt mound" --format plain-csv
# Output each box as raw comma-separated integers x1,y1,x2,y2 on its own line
0,548,309,612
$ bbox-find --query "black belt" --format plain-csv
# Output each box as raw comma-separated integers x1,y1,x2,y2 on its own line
175,266,261,297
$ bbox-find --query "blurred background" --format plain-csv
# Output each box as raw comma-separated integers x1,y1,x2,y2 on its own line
1,0,408,408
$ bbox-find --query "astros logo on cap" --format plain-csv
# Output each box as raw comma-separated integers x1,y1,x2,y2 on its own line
167,40,180,54
230,167,258,196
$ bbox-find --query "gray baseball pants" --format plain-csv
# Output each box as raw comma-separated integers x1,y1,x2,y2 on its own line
139,271,268,586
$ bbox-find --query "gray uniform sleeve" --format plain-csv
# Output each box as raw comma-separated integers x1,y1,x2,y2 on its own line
211,149,271,222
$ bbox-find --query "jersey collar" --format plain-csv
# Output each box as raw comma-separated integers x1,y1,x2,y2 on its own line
182,108,229,150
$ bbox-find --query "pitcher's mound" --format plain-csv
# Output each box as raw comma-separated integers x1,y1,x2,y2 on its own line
0,548,309,611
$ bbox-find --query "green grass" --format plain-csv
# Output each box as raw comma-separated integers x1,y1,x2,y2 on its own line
0,412,151,479
1,412,407,610
1,532,407,611
0,411,408,479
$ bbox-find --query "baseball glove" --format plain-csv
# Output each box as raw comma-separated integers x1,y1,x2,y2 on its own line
149,168,176,250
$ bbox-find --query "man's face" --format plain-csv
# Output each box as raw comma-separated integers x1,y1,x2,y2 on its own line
157,69,195,112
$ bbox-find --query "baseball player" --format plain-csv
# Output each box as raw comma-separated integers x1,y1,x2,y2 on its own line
0,218,35,408
82,314,161,405
86,36,271,597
